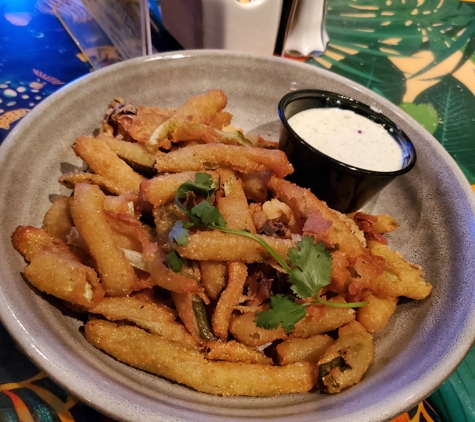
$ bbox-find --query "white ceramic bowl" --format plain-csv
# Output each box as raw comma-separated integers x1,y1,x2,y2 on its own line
1,50,474,422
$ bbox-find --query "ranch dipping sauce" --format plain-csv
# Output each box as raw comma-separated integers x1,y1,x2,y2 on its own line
287,108,403,172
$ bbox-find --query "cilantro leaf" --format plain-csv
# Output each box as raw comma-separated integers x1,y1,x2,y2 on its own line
288,236,332,299
174,172,225,228
165,250,184,273
191,200,227,228
255,294,306,332
176,172,215,199
168,220,190,246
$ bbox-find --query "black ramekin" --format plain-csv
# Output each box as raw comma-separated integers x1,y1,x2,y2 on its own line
278,89,417,213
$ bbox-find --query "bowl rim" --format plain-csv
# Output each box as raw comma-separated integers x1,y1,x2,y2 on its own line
278,88,417,176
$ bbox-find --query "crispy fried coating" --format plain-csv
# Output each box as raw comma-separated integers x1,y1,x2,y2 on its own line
200,261,227,299
101,134,158,169
229,312,287,347
317,321,373,394
154,144,293,178
24,249,104,309
12,225,71,262
357,293,398,333
211,168,256,340
268,177,366,254
12,226,104,309
216,167,256,233
59,172,121,195
212,262,248,341
291,301,356,339
174,231,295,263
276,334,334,365
171,292,202,343
103,211,143,252
240,171,270,203
146,90,229,150
73,136,145,194
174,89,227,123
205,340,273,365
140,171,217,207
368,240,432,300
103,192,138,215
141,239,203,294
122,105,173,144
70,183,137,296
90,296,197,348
42,196,74,243
85,320,316,396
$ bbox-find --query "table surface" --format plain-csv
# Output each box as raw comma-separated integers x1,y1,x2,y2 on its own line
0,0,474,421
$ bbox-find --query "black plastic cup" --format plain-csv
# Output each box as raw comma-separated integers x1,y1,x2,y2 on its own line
278,89,417,213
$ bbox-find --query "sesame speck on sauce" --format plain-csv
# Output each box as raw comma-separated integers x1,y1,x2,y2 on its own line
287,108,403,172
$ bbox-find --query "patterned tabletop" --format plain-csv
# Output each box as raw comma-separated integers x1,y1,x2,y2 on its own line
0,0,474,421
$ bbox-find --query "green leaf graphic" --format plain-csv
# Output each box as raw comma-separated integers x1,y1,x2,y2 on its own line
324,0,475,78
312,52,406,104
398,103,439,134
414,75,475,181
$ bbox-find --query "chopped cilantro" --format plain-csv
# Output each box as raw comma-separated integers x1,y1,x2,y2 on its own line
168,220,190,246
176,172,216,199
288,237,333,299
191,200,227,228
165,250,184,272
254,295,307,332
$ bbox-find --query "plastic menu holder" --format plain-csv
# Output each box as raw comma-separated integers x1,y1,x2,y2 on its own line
54,0,120,70
81,0,152,59
56,0,153,69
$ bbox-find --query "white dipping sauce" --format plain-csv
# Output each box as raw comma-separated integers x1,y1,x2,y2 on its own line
287,108,403,172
